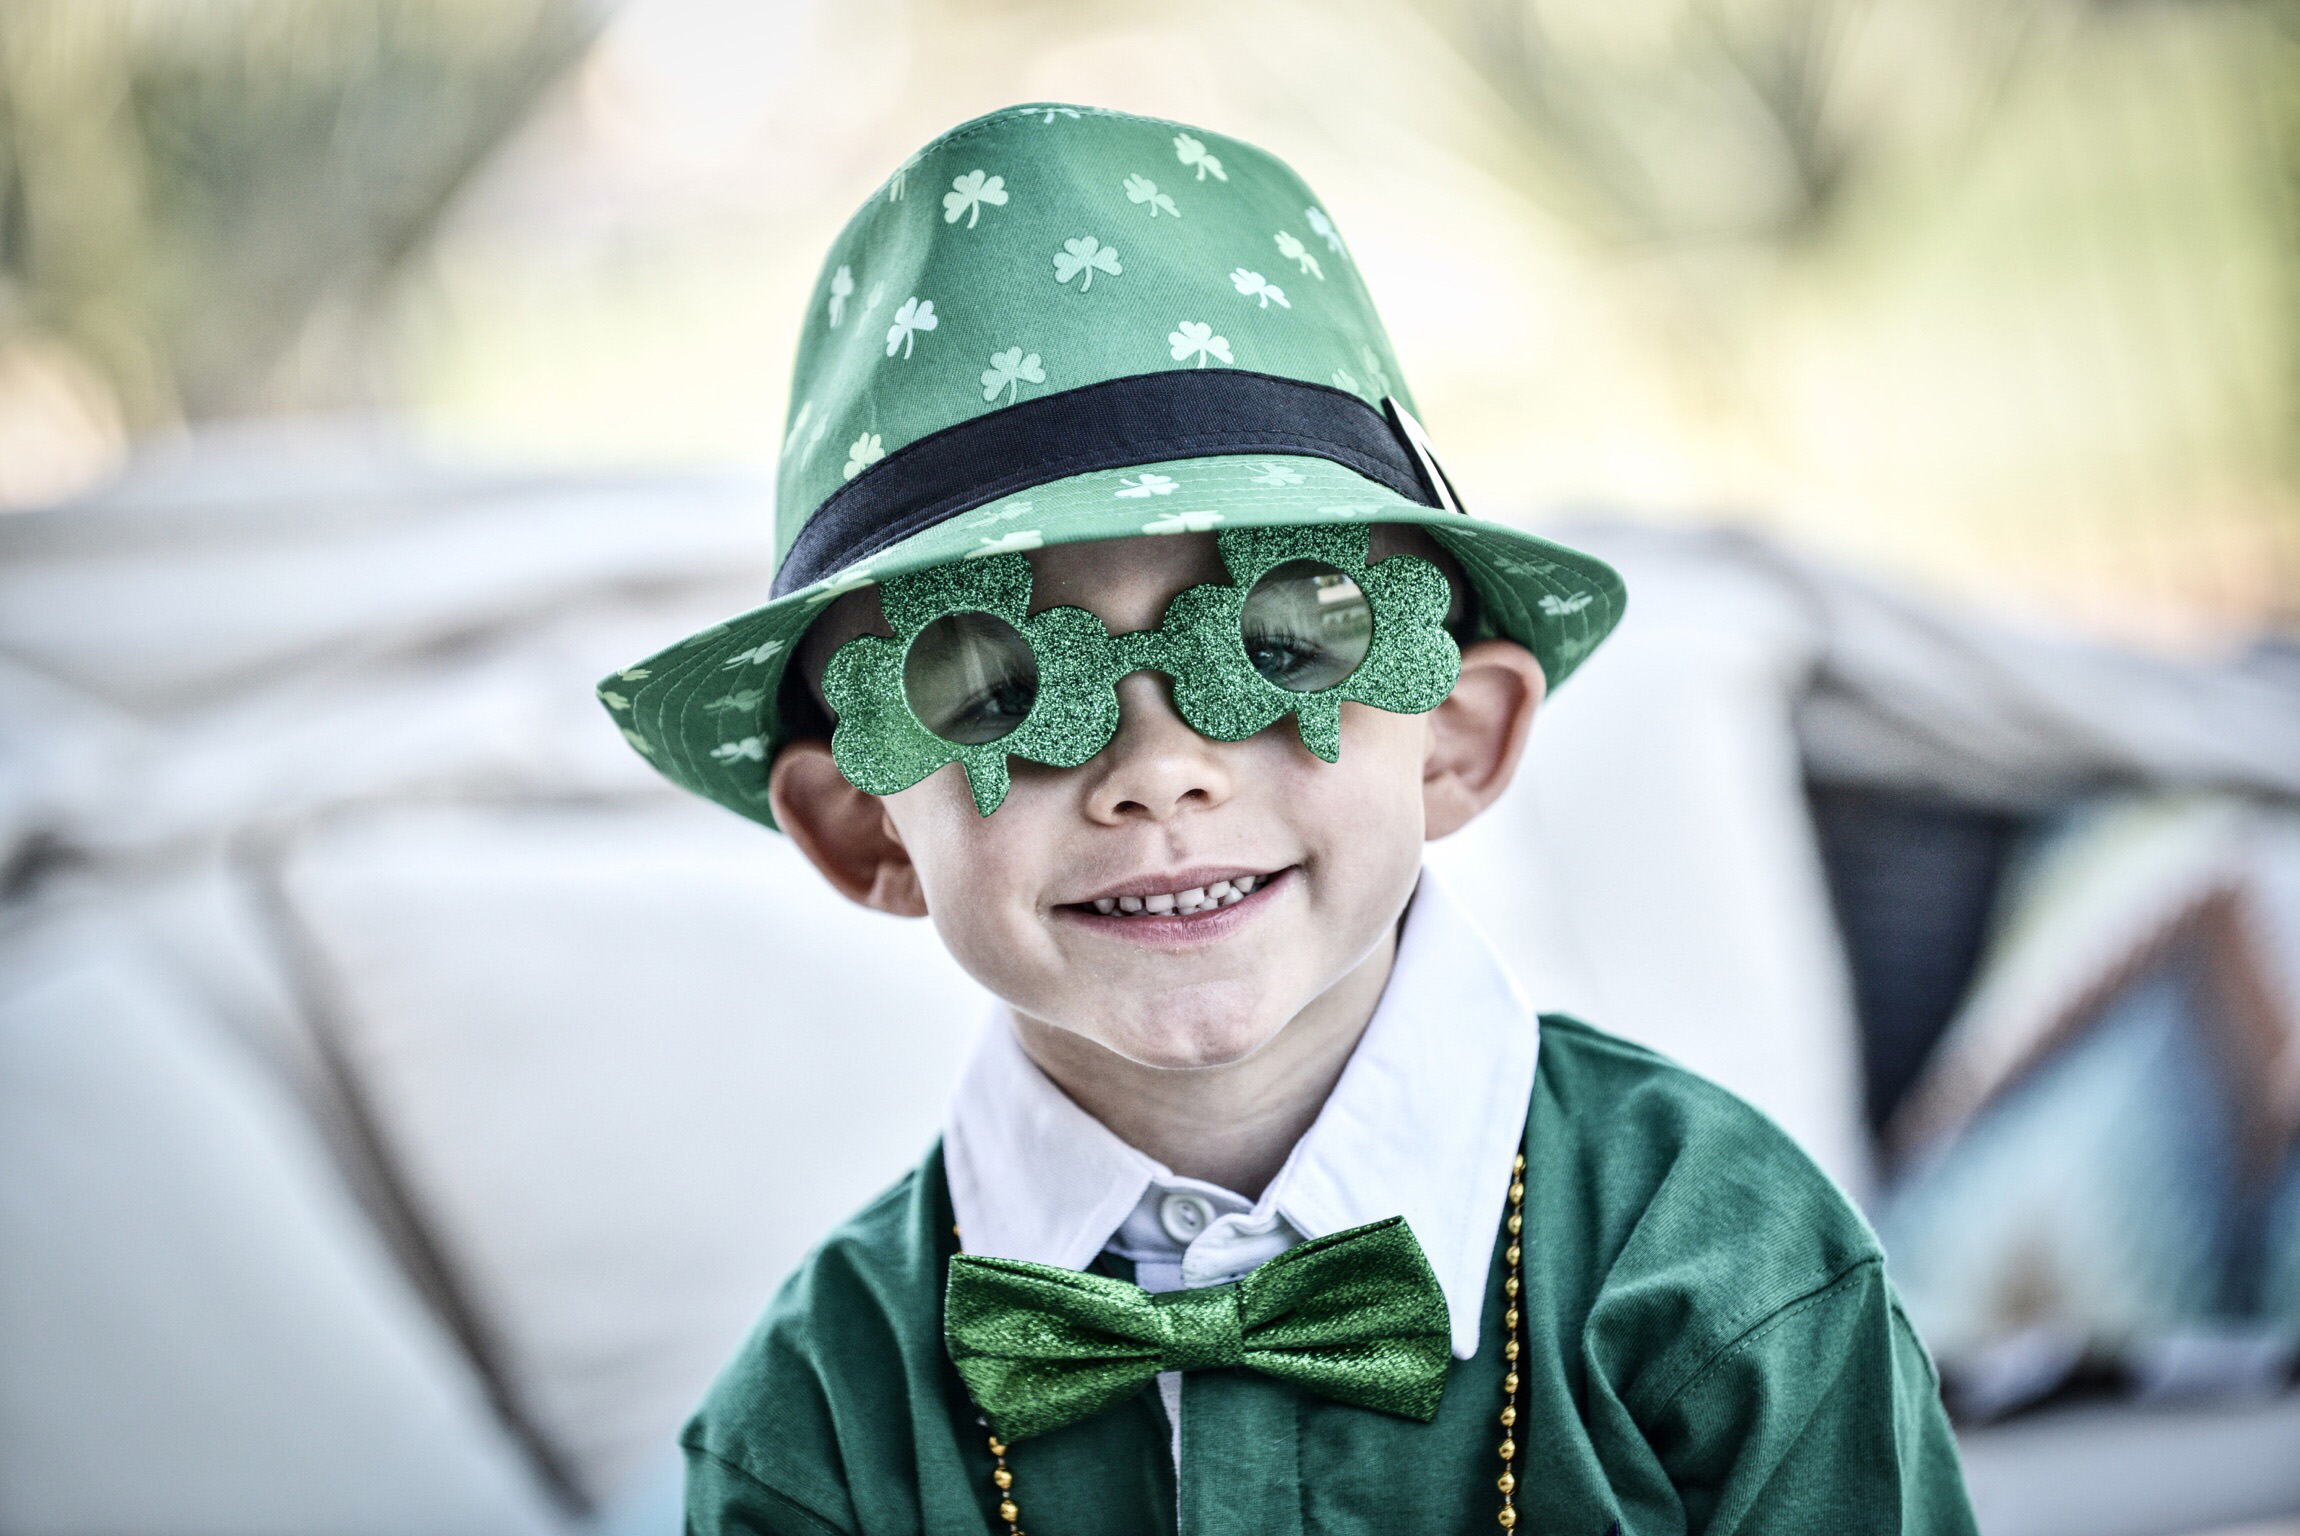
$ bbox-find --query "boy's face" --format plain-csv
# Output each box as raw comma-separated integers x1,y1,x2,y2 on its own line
775,529,1543,1072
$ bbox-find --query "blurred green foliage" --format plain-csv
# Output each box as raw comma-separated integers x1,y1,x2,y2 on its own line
0,0,2290,632
0,0,596,427
1418,0,2049,249
1402,0,2300,628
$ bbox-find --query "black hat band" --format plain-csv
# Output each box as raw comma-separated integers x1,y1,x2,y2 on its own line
772,370,1458,598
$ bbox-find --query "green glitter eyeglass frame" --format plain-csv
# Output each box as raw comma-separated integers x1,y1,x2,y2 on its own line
821,523,1463,815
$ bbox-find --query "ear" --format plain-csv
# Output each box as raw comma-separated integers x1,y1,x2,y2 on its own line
768,740,930,917
1422,639,1546,840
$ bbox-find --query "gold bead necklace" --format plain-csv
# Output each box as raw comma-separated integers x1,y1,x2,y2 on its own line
1498,1149,1526,1528
979,1148,1532,1532
984,1422,1022,1534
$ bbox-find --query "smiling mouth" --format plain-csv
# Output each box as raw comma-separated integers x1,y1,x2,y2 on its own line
1066,869,1284,919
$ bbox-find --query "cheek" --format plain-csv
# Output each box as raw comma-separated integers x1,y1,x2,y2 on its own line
882,769,1062,959
1283,704,1429,844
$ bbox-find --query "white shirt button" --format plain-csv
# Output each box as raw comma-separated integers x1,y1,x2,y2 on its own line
1158,1191,1214,1244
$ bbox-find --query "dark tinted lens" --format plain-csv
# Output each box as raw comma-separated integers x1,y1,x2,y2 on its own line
1240,560,1372,693
903,612,1039,744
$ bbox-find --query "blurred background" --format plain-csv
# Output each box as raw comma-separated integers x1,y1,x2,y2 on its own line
4,1,2300,1533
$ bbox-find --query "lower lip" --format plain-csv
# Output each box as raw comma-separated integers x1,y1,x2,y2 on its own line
1058,868,1292,945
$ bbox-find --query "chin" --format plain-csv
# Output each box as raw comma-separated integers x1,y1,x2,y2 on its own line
1093,993,1289,1070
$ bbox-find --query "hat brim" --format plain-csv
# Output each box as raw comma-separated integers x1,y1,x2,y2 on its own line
600,453,1623,831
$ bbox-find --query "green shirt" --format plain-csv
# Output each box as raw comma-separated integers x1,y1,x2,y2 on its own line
684,1017,1976,1534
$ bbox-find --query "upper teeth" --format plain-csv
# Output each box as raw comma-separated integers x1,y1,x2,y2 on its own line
1092,874,1262,917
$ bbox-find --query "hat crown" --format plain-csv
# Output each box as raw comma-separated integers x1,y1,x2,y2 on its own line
776,104,1412,570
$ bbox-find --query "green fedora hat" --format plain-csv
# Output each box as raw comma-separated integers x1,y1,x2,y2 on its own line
601,103,1624,829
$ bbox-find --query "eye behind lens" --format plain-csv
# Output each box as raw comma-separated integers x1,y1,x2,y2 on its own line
903,611,1040,744
1239,560,1373,693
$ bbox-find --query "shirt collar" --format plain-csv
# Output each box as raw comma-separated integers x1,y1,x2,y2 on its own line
942,869,1541,1360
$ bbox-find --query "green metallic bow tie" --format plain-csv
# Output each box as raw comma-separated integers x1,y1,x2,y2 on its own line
943,1215,1452,1443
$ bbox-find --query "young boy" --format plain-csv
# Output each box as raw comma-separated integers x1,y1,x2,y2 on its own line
603,106,1974,1535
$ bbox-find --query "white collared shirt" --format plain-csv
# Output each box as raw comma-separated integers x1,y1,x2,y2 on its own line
944,870,1542,1385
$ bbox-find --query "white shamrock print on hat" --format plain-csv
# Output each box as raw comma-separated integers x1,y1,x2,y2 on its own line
967,529,1044,558
1331,367,1361,394
782,400,813,460
943,169,1008,227
722,639,787,668
1539,592,1595,616
1173,132,1227,182
1168,321,1233,367
711,737,766,764
827,266,854,327
1305,206,1347,258
1230,269,1289,309
966,500,1033,526
1053,236,1122,290
859,281,885,321
1251,463,1305,486
1123,174,1180,218
622,727,658,757
843,433,885,480
811,564,879,603
1358,344,1391,396
599,689,629,711
1116,473,1177,498
1143,509,1223,535
1029,106,1082,123
1274,232,1323,280
981,346,1046,404
704,688,765,713
885,297,937,358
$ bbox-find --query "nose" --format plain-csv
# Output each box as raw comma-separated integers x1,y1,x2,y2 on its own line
1080,669,1234,824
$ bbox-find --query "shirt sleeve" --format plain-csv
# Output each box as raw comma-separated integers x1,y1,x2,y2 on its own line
684,1444,856,1536
1644,1259,1978,1536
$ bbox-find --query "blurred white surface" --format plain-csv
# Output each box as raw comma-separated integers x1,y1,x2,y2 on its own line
279,800,982,1501
4,425,2299,1530
0,934,568,1536
1958,1394,2300,1536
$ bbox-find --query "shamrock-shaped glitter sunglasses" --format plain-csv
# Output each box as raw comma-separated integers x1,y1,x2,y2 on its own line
821,523,1462,815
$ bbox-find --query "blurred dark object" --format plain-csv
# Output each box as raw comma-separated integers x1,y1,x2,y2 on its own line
1872,794,2300,1430
1809,783,2026,1135
0,0,597,427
